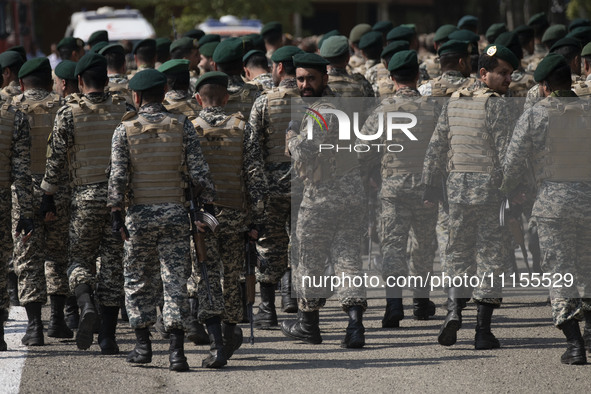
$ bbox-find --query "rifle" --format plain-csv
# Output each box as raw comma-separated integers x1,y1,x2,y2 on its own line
499,198,531,275
244,235,257,345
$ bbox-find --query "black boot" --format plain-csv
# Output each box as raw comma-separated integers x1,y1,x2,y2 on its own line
413,298,436,321
127,327,152,363
222,322,243,359
0,308,8,351
47,295,74,339
438,288,463,346
281,270,298,313
169,329,190,371
583,311,591,353
342,306,365,348
253,283,278,328
22,302,44,346
559,319,587,365
8,271,19,307
281,310,322,344
202,317,227,368
186,297,209,345
75,284,97,350
64,295,79,330
382,287,404,328
98,305,120,355
474,303,500,349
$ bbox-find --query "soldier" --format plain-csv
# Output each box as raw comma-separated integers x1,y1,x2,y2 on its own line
419,40,474,97
243,50,274,91
155,37,172,68
422,44,519,349
448,29,481,81
130,39,156,76
348,24,372,73
485,23,507,45
56,37,85,62
87,30,108,52
170,37,200,93
185,29,205,40
495,31,536,97
53,60,80,99
573,42,591,95
159,59,201,121
41,53,132,354
376,40,410,97
99,44,132,104
373,21,394,43
198,35,221,74
282,53,367,348
502,53,590,365
261,22,284,59
422,24,459,80
528,12,550,56
0,51,25,99
457,15,478,33
359,31,384,95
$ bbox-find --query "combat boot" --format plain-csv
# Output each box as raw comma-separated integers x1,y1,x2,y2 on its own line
74,284,97,350
559,319,587,365
186,297,209,345
202,317,227,368
382,287,404,328
281,310,322,344
253,283,278,328
47,295,74,339
127,327,152,363
0,308,8,351
8,271,19,306
98,305,120,355
438,287,463,346
169,329,190,371
281,269,298,313
22,302,44,346
221,322,243,359
342,306,365,348
474,303,500,349
64,295,79,330
413,288,436,320
583,311,591,353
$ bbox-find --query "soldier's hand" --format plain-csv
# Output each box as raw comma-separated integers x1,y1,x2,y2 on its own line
423,185,442,208
15,217,34,243
195,220,207,233
40,194,57,222
111,210,129,241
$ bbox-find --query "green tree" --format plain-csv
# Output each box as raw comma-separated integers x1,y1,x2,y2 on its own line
567,0,591,19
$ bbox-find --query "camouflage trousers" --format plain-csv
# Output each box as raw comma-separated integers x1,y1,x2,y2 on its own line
256,195,290,284
536,216,591,327
124,203,191,331
0,188,11,310
68,187,124,307
12,176,70,304
446,203,512,306
436,204,449,273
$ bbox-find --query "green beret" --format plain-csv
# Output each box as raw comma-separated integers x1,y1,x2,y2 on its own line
582,42,591,57
99,43,125,56
534,52,568,82
54,60,77,81
170,37,198,54
542,24,567,44
381,40,410,59
243,49,265,64
156,37,172,51
495,31,519,48
261,21,282,36
528,12,548,28
349,24,372,44
292,53,330,71
372,21,393,34
401,24,416,33
0,51,24,69
387,26,414,42
8,46,26,61
244,34,265,51
569,18,591,32
76,38,85,49
158,59,190,74
88,30,108,47
199,34,221,46
485,23,507,43
212,37,244,64
483,44,519,70
132,39,156,55
320,35,349,58
271,45,303,62
195,71,228,92
388,50,418,72
57,37,77,51
449,29,479,44
566,26,591,46
200,42,219,58
129,69,167,91
457,15,478,30
434,24,458,43
89,41,109,54
358,31,383,50
18,57,51,79
318,30,341,51
74,53,107,77
514,25,534,39
437,39,471,56
184,29,205,40
550,37,582,52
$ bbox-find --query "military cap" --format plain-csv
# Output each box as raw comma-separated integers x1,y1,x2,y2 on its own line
0,51,25,69
195,71,228,92
129,68,167,91
271,45,303,62
18,57,51,79
99,43,125,56
170,37,198,54
402,24,416,32
318,30,341,50
320,35,349,58
292,53,330,71
550,37,582,52
566,26,591,46
457,15,478,30
200,42,219,58
132,38,156,55
528,12,549,28
261,21,282,36
483,44,519,69
381,40,410,59
243,49,266,63
387,26,414,42
541,24,567,44
569,18,591,32
349,23,372,44
495,31,519,48
372,21,393,34
8,46,26,61
74,53,107,77
434,24,458,43
388,50,418,72
534,52,568,82
582,42,591,57
485,23,507,43
156,37,172,51
88,30,108,47
184,29,205,40
358,31,383,50
244,34,265,51
199,34,221,46
212,38,244,64
437,39,471,56
449,29,479,44
158,59,190,74
90,41,109,54
57,37,77,51
514,25,534,39
54,60,77,81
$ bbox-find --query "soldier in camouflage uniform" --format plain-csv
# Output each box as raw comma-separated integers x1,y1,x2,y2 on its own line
573,42,591,96
243,50,274,91
53,60,80,100
261,22,283,61
99,44,132,104
170,37,201,94
0,51,24,100
502,53,590,365
527,12,550,69
282,53,367,348
358,31,383,95
422,45,519,349
56,37,85,62
128,39,156,78
374,41,411,98
494,31,536,97
159,59,201,121
41,53,133,354
198,35,221,75
348,24,372,73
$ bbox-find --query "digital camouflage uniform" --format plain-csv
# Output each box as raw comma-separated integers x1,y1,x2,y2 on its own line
107,74,132,104
374,62,396,98
1,81,22,100
224,75,261,121
365,61,380,96
508,68,536,97
572,73,591,96
248,73,274,91
327,67,374,98
163,89,201,121
524,74,583,111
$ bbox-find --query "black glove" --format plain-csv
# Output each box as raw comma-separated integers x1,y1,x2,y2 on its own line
203,203,216,217
247,223,265,240
16,217,34,236
422,185,443,203
111,211,129,240
40,194,56,217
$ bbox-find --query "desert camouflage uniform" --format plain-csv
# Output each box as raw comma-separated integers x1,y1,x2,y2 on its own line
189,69,199,95
1,81,22,100
507,68,536,97
249,73,274,91
422,54,441,79
572,73,591,96
327,67,374,98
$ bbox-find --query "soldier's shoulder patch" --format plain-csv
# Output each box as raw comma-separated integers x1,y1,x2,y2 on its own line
121,110,138,121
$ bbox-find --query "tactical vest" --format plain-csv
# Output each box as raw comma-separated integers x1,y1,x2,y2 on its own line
106,81,132,104
328,74,366,97
430,75,476,97
123,113,187,205
423,55,441,79
509,71,536,97
0,104,16,188
572,81,591,97
533,99,591,182
68,94,127,186
375,64,396,97
193,114,247,210
163,97,201,121
447,90,498,173
225,84,259,120
12,93,62,175
265,87,301,163
380,98,437,177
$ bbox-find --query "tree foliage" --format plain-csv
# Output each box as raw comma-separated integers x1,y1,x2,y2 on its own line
567,0,591,19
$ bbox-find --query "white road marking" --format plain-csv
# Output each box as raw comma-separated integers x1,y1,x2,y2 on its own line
0,306,28,394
